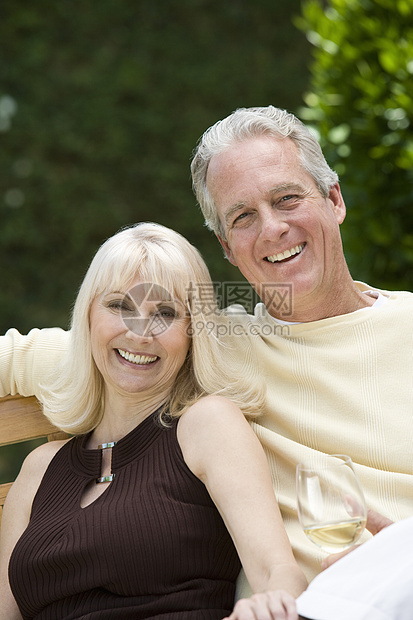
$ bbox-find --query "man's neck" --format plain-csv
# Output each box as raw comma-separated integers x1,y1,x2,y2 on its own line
268,282,376,323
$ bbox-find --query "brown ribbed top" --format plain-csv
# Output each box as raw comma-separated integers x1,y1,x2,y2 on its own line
9,411,241,619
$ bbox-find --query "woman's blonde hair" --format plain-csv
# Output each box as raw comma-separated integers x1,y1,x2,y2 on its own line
40,222,264,433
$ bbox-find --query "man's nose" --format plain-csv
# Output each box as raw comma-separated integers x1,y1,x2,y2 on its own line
259,208,290,241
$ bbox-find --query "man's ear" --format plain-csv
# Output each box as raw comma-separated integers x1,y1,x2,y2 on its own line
329,183,346,225
216,234,237,266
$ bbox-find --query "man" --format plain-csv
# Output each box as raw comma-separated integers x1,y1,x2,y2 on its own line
190,106,413,587
1,106,412,591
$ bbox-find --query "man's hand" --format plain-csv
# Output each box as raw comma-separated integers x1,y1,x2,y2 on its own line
222,591,298,620
321,509,394,569
365,508,393,535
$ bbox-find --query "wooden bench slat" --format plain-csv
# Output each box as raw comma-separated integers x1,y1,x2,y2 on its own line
0,482,13,506
0,395,60,447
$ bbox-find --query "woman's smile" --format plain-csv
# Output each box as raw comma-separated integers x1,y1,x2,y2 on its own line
116,348,159,366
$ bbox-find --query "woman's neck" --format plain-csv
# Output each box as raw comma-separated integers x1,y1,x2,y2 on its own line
87,391,168,448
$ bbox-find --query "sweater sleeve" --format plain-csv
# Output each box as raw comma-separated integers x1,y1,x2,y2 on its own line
0,328,69,398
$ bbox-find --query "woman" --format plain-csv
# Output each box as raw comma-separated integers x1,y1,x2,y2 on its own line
0,223,307,619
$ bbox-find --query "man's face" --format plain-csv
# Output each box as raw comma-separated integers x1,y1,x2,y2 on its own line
206,136,347,320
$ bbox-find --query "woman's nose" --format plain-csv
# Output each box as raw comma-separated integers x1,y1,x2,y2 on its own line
123,316,155,340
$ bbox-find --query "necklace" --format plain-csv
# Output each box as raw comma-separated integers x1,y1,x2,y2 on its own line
96,441,117,483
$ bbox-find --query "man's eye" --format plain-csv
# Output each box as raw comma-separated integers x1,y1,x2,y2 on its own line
232,212,249,225
280,194,298,204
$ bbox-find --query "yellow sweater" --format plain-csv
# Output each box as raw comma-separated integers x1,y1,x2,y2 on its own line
1,283,412,589
224,283,413,591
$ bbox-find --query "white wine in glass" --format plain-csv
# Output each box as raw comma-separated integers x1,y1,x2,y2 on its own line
296,454,367,553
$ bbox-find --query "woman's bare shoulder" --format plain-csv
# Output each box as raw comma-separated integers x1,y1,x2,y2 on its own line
180,394,249,432
178,395,256,479
17,438,71,488
3,438,72,531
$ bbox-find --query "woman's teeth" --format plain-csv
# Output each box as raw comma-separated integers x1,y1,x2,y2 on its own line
117,349,158,365
266,244,305,263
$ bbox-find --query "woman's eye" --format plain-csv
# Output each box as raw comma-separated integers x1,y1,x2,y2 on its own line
108,300,134,312
157,307,176,319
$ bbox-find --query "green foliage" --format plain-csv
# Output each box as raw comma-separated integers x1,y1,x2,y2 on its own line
0,439,45,484
297,0,413,290
0,0,310,332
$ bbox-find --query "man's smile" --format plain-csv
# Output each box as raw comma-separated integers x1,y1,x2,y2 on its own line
265,243,305,263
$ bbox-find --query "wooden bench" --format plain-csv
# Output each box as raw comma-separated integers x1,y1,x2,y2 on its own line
0,394,68,529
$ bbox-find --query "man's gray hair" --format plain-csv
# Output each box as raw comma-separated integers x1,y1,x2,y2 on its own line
191,106,339,238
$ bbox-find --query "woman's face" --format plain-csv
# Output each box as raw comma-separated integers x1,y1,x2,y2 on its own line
89,279,191,399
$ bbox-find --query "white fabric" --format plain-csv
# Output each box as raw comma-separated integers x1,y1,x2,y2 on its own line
296,517,413,620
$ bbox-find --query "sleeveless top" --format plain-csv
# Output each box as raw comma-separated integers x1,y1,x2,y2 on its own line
9,411,241,619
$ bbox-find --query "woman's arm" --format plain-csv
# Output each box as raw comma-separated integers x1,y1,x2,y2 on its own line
178,395,307,618
0,440,68,620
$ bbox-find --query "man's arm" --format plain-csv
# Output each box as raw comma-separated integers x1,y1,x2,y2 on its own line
0,328,69,397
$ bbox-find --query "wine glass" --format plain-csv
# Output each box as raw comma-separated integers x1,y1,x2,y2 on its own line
296,454,367,553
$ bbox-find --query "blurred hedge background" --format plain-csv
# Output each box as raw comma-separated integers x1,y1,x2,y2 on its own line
2,0,413,481
0,0,310,334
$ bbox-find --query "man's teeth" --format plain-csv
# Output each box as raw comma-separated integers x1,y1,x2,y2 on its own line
117,349,158,365
266,244,304,263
